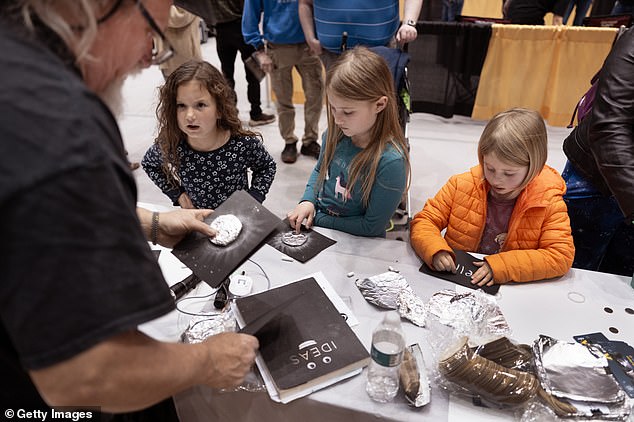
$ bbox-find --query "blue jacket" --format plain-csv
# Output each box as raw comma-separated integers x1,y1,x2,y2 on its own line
242,0,306,49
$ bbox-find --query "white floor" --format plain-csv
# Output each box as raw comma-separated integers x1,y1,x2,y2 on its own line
119,38,573,226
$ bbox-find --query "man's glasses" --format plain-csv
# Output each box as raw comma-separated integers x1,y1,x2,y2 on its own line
97,0,175,66
134,0,175,65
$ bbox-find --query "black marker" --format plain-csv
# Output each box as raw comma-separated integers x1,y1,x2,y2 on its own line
170,274,201,301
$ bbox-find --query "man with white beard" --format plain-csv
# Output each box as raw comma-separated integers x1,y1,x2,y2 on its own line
0,0,259,419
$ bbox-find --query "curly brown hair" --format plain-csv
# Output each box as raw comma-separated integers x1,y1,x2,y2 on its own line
155,60,260,187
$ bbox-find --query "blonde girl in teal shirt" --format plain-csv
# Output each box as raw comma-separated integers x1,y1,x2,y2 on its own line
287,47,410,237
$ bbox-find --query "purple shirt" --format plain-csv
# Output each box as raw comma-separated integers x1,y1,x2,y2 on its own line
478,192,516,254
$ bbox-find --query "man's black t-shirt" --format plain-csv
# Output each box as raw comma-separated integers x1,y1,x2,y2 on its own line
0,21,175,408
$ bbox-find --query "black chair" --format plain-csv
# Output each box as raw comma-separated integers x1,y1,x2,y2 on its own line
583,14,633,27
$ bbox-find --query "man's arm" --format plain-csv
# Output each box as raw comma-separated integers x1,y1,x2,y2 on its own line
30,330,258,413
241,0,264,50
396,0,423,44
137,207,216,247
299,0,322,55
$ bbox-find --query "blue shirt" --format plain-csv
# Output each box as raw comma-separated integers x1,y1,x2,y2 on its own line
242,0,307,49
313,0,400,53
301,134,407,237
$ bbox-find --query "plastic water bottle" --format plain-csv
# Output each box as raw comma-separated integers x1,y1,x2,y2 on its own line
366,311,406,402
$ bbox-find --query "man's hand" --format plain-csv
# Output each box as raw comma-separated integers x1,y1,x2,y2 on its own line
200,333,259,389
138,208,216,247
306,38,323,56
396,24,418,45
157,208,216,247
254,51,274,73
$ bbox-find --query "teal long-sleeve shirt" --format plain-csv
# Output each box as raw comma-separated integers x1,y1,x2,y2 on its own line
301,135,407,237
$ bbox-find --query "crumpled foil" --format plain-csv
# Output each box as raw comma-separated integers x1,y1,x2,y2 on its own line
209,214,242,246
356,271,428,326
400,343,431,407
397,290,427,327
281,231,307,246
181,309,237,344
533,335,625,404
426,289,510,344
356,271,412,309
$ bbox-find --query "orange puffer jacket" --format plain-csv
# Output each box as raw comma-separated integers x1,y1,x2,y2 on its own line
410,165,574,283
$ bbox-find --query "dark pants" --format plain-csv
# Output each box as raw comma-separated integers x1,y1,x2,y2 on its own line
564,0,593,25
442,0,464,21
563,161,634,277
214,19,262,118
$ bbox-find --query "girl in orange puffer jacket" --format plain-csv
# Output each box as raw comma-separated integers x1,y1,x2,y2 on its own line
410,108,574,286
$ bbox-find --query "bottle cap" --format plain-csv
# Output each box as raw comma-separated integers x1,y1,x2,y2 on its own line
385,310,400,323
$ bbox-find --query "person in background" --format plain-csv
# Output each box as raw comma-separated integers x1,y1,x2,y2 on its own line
206,0,275,126
0,0,258,417
503,0,569,25
298,0,423,69
442,0,465,21
242,0,324,164
410,108,574,286
143,60,276,210
287,47,410,237
562,0,593,25
158,5,202,78
611,0,634,14
562,27,634,277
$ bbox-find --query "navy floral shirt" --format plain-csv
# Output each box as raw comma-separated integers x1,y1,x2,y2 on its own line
142,135,276,209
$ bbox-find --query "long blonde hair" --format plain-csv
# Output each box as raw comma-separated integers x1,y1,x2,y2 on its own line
478,108,548,191
155,60,260,188
320,47,410,207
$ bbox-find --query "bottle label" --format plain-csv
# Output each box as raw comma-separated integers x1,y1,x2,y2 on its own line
371,343,403,367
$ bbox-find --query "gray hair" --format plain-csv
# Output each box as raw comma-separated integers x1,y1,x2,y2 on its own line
14,0,112,61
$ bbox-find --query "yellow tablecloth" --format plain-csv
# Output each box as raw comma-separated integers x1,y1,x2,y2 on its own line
462,0,503,19
472,24,617,127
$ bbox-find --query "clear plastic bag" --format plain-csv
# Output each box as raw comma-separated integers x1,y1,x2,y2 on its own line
437,337,540,408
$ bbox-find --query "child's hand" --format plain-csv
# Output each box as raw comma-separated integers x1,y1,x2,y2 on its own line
287,201,316,233
432,251,456,273
471,261,495,287
178,193,195,209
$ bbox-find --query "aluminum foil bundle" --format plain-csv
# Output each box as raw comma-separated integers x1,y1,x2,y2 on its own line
426,289,510,344
181,309,237,344
534,335,624,403
397,290,427,327
355,271,412,309
399,343,431,407
356,271,428,326
532,335,631,420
